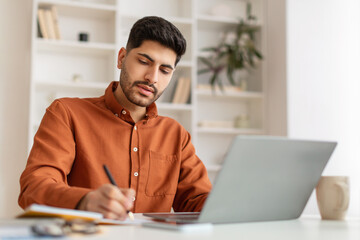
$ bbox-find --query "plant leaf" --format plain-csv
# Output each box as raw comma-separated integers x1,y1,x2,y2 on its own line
198,57,214,69
198,68,212,75
217,77,224,91
210,73,217,87
201,47,219,52
254,49,263,59
227,67,236,86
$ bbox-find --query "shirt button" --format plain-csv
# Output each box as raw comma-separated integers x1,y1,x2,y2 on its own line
134,172,139,177
122,110,127,115
132,197,136,202
134,126,137,130
114,113,118,117
133,147,138,152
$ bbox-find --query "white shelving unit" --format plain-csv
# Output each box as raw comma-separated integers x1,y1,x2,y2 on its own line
194,0,267,181
29,0,118,146
29,0,271,183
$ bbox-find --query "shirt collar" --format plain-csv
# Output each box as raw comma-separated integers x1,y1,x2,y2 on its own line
104,81,158,121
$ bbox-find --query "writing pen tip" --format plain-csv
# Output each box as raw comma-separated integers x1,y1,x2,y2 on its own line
128,211,134,221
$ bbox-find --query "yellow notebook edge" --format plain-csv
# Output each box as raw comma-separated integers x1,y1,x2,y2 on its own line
17,204,103,222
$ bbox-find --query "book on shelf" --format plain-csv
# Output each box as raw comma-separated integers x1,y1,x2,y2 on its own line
172,77,191,104
37,9,49,39
37,7,61,40
180,77,191,103
171,77,185,103
36,19,43,38
44,9,57,39
51,6,61,40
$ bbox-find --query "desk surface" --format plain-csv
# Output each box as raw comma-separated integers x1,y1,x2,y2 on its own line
76,216,360,240
1,216,359,239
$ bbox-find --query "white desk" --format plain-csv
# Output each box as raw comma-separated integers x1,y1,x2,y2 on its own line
1,216,359,239
74,216,360,240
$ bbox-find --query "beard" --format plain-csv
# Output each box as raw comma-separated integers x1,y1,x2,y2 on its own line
119,62,164,107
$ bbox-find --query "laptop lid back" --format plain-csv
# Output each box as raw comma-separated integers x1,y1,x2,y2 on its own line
198,136,337,224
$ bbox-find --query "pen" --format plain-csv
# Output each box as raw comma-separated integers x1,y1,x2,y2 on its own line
103,164,134,221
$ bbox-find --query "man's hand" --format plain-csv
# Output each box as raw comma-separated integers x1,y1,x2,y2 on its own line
77,184,135,220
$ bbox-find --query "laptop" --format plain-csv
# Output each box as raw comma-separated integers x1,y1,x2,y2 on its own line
144,135,337,224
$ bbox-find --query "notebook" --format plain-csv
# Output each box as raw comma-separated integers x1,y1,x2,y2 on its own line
18,204,103,221
144,135,337,224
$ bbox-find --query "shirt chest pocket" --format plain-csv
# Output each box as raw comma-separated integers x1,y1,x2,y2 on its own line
145,151,179,197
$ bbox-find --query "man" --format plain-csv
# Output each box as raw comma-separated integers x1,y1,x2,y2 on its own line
19,16,212,220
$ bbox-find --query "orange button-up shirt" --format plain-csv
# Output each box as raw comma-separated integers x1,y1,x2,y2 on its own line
19,81,212,213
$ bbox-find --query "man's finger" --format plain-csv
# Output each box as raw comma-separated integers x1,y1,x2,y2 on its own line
99,185,134,210
98,198,127,219
121,188,136,199
100,184,125,200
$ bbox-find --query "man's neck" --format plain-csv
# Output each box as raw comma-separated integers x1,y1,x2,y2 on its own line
114,85,147,123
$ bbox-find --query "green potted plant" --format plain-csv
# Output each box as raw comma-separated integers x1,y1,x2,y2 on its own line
198,8,263,91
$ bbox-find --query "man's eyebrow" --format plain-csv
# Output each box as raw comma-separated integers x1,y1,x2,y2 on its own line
138,53,174,70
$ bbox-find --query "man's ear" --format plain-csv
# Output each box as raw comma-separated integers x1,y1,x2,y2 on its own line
117,47,127,69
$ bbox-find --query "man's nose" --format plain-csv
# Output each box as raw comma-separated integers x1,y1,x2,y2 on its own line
144,66,158,84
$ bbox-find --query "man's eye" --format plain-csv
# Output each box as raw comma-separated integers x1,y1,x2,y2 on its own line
161,69,170,75
139,59,148,65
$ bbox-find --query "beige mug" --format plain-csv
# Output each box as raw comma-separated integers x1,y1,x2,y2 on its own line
316,176,349,220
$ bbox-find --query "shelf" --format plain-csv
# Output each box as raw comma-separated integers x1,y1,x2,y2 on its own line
197,14,240,32
197,14,239,25
36,80,109,92
38,1,116,26
197,14,261,35
29,0,268,172
197,14,261,27
38,0,117,12
197,127,264,135
166,16,193,25
162,16,193,26
197,51,213,58
157,103,193,111
36,82,193,110
196,89,263,99
121,14,193,25
36,38,116,56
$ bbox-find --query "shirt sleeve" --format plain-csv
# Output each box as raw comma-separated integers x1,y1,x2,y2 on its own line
18,99,91,209
172,130,212,212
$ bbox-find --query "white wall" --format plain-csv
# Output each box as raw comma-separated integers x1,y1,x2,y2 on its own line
0,0,32,217
287,0,360,217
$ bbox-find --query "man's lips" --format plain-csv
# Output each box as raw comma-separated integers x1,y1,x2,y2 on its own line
137,84,154,92
137,84,154,96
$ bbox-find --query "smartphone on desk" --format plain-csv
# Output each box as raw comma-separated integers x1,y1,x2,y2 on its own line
142,221,212,232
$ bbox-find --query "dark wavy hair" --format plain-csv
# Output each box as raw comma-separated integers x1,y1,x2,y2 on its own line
126,16,186,66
